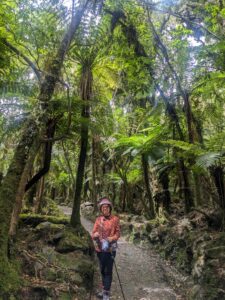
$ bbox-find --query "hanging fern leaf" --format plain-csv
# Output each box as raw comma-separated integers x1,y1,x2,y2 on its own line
195,152,223,168
162,139,204,156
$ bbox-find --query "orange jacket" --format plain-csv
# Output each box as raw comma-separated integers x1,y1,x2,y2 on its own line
92,215,120,252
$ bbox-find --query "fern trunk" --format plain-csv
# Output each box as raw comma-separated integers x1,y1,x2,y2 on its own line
142,154,155,218
179,159,194,213
70,66,92,228
210,166,225,210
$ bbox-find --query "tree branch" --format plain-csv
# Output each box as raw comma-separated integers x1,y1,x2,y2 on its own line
1,38,41,81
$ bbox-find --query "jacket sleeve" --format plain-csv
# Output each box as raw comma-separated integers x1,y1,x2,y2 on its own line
110,217,120,241
91,217,100,240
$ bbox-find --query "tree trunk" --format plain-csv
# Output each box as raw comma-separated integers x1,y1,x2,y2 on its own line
194,173,202,206
70,119,89,227
70,66,92,228
9,139,40,236
158,171,171,212
141,154,155,218
33,176,45,213
179,159,194,213
0,3,89,293
92,137,98,211
210,166,225,210
121,184,126,212
27,184,37,206
0,121,38,293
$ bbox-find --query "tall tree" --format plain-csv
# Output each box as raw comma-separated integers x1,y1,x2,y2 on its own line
0,0,90,293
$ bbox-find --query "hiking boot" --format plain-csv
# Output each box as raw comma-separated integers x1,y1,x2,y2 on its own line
103,290,110,300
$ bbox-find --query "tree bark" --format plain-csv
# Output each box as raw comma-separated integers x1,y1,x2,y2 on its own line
70,66,92,228
193,173,202,206
210,166,225,211
9,139,40,236
141,154,155,218
33,176,45,213
179,159,194,213
158,171,171,212
92,137,98,211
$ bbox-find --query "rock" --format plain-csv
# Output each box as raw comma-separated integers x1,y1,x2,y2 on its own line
205,246,225,259
188,284,205,300
34,222,65,243
118,213,133,222
120,220,132,236
129,222,150,243
19,213,69,227
55,227,92,254
172,218,192,236
144,221,153,233
55,251,94,288
35,222,65,232
42,267,57,281
189,284,225,300
149,228,160,243
80,202,94,218
131,215,147,222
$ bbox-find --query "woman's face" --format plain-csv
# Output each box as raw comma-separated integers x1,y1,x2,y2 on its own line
101,204,111,217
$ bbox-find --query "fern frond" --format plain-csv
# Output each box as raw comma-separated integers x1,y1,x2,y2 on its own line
195,152,224,168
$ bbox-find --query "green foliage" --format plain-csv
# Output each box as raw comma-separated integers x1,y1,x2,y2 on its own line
196,152,224,169
114,124,164,154
163,140,203,155
0,258,20,295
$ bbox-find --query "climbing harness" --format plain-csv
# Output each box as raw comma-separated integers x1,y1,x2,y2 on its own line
110,251,126,300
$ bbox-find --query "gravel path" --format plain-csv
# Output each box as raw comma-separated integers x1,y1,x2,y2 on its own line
59,206,188,300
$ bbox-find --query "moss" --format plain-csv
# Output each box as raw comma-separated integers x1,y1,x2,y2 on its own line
40,198,65,217
57,292,73,300
19,213,69,227
55,227,91,253
0,258,20,296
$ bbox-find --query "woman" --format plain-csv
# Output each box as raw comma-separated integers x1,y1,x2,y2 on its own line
92,198,120,300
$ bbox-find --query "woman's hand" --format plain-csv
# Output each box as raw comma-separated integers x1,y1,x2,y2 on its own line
107,237,114,243
93,232,100,239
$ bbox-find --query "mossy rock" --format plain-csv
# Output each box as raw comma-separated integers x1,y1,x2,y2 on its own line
56,252,94,274
55,226,92,254
205,246,225,259
203,233,225,248
144,221,154,233
19,213,69,227
35,222,65,232
57,292,74,300
55,252,94,288
189,284,225,300
34,222,65,242
42,268,57,281
120,220,132,236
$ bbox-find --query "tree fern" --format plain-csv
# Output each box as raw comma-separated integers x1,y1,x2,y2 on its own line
195,152,224,169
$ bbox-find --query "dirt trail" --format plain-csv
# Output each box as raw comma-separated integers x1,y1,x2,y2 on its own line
59,206,188,300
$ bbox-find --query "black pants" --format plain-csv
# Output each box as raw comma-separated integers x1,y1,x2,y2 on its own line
97,251,116,291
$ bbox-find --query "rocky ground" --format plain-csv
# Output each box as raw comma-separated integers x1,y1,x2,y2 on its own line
14,212,94,299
